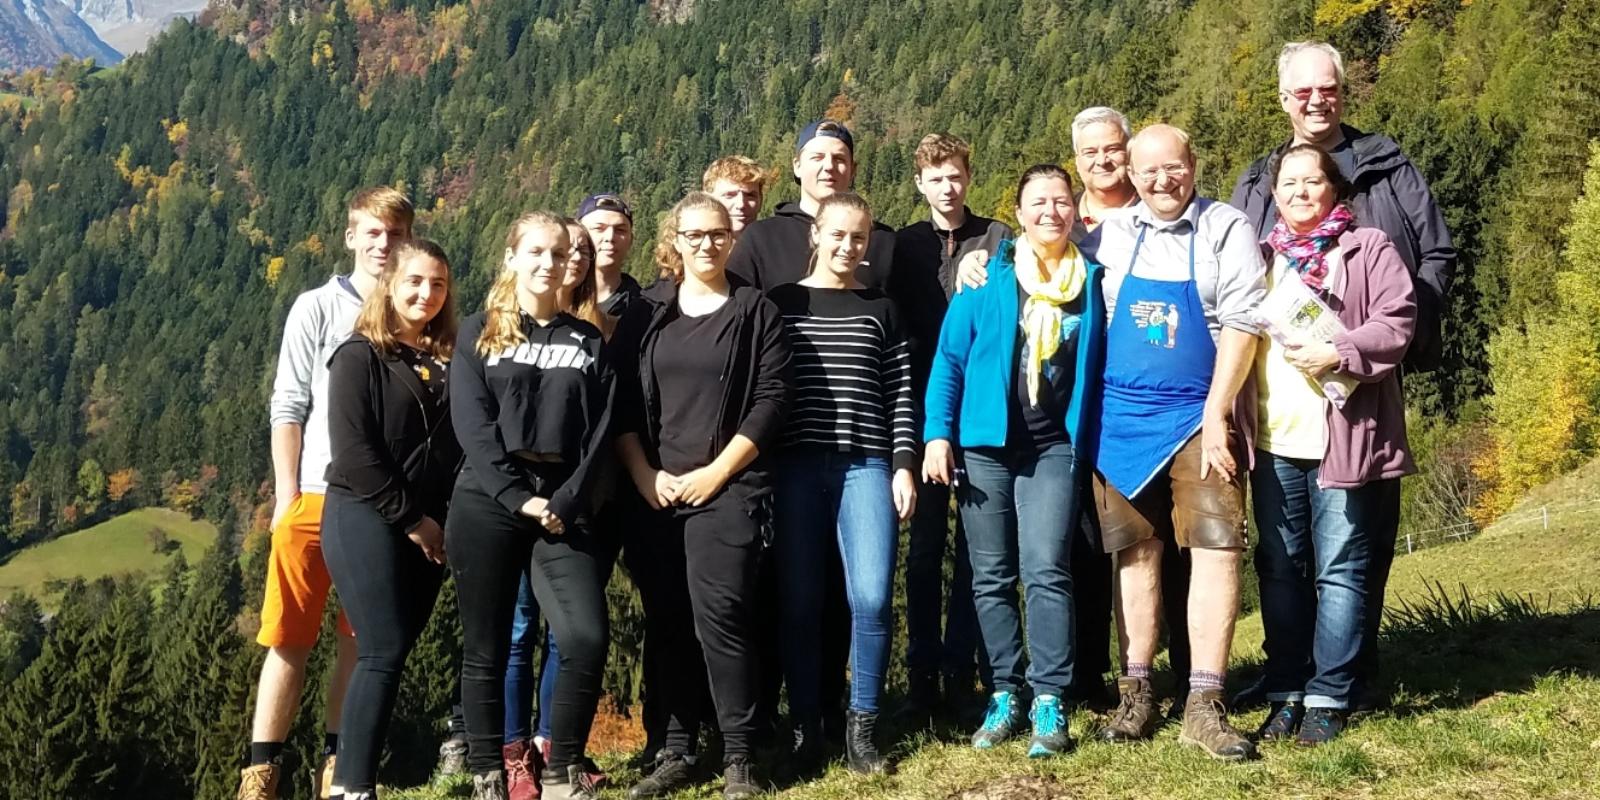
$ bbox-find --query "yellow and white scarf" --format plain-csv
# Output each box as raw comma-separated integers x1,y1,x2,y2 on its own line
1013,238,1086,406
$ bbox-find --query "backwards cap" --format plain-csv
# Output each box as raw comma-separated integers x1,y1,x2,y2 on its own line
575,193,633,224
796,120,855,154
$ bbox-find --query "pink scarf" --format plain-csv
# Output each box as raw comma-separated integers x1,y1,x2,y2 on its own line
1267,204,1354,292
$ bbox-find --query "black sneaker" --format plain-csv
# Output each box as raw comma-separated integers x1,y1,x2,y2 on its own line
722,756,763,800
1295,708,1348,747
1257,701,1304,742
626,752,695,799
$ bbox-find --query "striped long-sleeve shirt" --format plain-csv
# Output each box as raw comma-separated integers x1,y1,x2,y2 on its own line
768,284,918,473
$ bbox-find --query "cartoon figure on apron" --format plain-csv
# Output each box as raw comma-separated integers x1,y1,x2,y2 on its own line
1145,307,1167,346
1165,303,1179,348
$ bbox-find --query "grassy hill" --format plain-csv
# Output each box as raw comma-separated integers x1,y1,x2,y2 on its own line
0,507,218,604
391,471,1600,800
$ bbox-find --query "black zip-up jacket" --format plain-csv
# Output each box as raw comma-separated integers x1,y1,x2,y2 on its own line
324,334,463,531
450,310,614,524
891,208,1013,389
725,201,897,292
1230,124,1456,371
612,280,792,509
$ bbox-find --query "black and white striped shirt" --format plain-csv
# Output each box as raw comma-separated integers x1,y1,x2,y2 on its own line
768,285,918,472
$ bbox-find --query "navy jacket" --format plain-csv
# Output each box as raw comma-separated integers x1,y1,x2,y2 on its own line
1230,124,1456,371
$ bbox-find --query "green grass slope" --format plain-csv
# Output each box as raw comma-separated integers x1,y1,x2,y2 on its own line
0,507,218,603
391,480,1600,800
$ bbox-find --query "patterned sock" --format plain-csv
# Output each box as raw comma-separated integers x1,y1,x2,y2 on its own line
1190,670,1226,692
1124,662,1152,680
322,732,339,757
249,741,284,766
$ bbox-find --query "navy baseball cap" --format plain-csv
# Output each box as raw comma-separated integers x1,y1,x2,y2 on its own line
796,120,855,154
575,193,633,223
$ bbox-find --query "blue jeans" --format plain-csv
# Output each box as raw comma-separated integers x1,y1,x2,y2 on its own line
503,574,558,742
905,478,988,686
775,452,899,715
1252,451,1399,709
958,444,1078,698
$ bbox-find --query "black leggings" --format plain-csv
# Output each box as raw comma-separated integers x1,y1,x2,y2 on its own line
632,488,764,759
447,468,610,774
321,489,445,793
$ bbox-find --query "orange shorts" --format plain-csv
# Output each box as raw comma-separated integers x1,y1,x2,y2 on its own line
256,492,354,647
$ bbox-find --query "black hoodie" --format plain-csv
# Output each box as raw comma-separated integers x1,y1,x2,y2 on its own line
725,201,897,292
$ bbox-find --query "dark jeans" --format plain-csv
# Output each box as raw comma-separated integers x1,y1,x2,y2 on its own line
447,469,610,774
321,489,445,793
504,575,559,743
958,444,1080,698
905,477,986,686
632,488,764,759
1252,453,1399,708
775,453,898,716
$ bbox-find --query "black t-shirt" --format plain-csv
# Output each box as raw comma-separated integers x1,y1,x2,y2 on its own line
1007,281,1079,454
599,273,644,318
396,344,448,408
652,298,740,473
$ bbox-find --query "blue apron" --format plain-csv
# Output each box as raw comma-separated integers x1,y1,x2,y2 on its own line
1097,224,1216,498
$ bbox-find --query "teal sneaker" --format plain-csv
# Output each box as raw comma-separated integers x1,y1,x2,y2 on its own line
971,690,1026,749
1027,694,1074,757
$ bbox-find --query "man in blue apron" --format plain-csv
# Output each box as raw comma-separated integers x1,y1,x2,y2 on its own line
1080,124,1266,762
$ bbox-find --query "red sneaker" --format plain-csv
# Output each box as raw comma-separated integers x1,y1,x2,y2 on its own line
502,739,541,800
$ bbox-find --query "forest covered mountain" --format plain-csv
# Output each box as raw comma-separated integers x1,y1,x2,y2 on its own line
0,0,122,70
1,0,1600,794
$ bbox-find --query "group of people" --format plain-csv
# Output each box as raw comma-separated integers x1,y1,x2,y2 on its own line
235,39,1454,800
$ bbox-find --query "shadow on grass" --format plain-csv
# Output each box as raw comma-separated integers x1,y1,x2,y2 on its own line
1376,581,1600,713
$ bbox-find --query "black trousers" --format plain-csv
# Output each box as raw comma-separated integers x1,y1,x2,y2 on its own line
321,489,445,793
447,469,610,774
632,489,764,759
1071,507,1114,698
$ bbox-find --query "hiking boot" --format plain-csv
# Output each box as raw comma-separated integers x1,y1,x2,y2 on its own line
539,764,601,800
971,690,1027,749
503,739,540,800
626,751,695,799
236,763,281,800
722,756,762,800
437,736,469,780
1097,676,1161,743
1178,689,1258,761
1295,707,1349,747
844,709,888,774
1257,701,1304,742
1027,695,1074,758
472,770,509,800
316,755,337,800
573,756,608,791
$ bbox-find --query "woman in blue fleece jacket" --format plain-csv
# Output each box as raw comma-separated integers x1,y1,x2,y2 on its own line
922,164,1106,758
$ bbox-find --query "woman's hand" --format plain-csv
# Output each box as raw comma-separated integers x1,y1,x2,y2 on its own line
892,468,918,522
1283,338,1340,377
407,515,446,564
519,496,566,535
675,464,731,507
922,439,956,486
955,250,990,293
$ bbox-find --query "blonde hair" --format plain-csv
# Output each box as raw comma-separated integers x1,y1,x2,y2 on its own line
702,155,768,195
653,192,732,281
806,192,873,277
913,133,972,173
561,218,607,334
354,239,457,362
347,186,415,235
477,211,568,357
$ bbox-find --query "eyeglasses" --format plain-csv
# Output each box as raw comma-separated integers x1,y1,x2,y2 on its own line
1130,162,1192,183
593,195,627,211
1284,84,1340,104
678,229,733,248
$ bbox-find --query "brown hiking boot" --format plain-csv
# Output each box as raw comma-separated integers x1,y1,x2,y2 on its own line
1097,676,1161,742
236,763,280,800
1178,689,1258,761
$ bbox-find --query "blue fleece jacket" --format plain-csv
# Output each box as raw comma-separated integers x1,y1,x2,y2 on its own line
922,239,1106,463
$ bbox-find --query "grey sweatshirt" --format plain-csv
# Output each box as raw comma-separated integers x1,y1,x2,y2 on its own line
269,275,364,495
